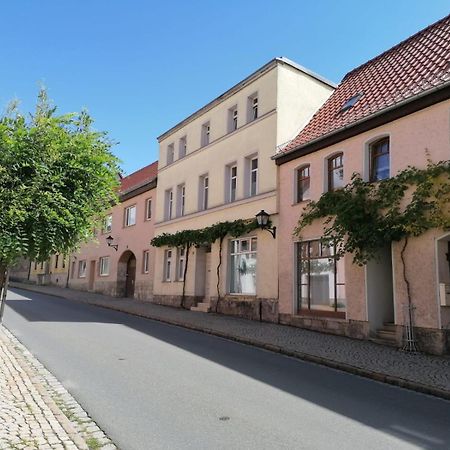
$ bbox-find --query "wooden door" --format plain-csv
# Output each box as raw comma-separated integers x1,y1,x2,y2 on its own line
125,255,136,298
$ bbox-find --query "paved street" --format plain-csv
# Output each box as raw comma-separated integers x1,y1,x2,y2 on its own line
4,288,450,450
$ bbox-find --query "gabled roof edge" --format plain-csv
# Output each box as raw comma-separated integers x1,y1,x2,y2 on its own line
273,81,450,165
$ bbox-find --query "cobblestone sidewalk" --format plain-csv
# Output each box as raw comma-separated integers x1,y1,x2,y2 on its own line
9,282,450,400
0,326,116,450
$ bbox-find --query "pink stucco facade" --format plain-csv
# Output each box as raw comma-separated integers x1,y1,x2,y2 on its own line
277,100,450,353
68,182,157,300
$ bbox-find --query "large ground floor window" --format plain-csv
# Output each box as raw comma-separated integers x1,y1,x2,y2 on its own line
230,237,257,295
297,240,346,317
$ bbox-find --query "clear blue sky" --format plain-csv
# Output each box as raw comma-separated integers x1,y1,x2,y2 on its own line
1,1,448,175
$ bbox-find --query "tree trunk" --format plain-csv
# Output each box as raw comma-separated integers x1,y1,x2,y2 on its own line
181,244,190,309
0,264,10,324
400,236,418,351
400,236,412,309
65,255,71,288
215,236,225,313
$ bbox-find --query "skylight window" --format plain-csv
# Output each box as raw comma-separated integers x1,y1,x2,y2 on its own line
341,93,363,111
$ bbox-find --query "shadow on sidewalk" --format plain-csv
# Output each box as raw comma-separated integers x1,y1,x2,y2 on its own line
6,287,450,449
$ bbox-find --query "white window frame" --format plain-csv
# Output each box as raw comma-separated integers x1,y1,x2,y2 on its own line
78,260,87,278
177,184,186,217
229,237,258,295
145,198,152,221
124,205,136,227
247,93,258,122
201,122,210,147
103,214,112,233
179,136,187,159
165,189,174,220
250,157,258,197
99,256,110,276
177,247,186,281
164,249,173,281
228,106,238,132
167,143,175,165
199,175,209,211
229,165,237,202
143,250,150,274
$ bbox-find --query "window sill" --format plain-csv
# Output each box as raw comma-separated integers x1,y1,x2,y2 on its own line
292,199,311,206
227,293,257,298
296,309,346,319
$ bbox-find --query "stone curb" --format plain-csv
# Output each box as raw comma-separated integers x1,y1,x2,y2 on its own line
10,283,450,401
1,325,118,450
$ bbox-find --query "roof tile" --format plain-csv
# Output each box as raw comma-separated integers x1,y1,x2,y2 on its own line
119,161,158,193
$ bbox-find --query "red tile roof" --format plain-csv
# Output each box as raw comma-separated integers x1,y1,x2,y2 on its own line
279,15,450,155
119,161,158,193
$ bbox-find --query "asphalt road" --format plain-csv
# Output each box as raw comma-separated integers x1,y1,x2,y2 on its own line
4,288,450,450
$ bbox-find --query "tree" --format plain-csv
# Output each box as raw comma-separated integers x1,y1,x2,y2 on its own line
0,90,120,320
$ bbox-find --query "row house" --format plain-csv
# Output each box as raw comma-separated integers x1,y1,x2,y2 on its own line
27,162,159,298
69,162,158,298
274,15,450,354
152,57,335,317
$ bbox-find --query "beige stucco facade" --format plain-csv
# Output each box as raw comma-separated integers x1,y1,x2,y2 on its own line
277,100,450,353
153,58,334,317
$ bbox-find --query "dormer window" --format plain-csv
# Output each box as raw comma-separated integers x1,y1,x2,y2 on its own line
341,93,363,112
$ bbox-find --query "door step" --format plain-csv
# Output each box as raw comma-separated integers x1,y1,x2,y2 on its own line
191,302,210,313
382,322,396,332
371,323,399,347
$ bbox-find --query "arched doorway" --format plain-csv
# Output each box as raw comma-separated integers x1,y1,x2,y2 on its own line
117,251,136,298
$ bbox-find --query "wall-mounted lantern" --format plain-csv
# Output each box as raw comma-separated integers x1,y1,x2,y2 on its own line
255,210,276,239
106,235,118,251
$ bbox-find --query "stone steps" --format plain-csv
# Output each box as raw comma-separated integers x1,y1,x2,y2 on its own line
191,302,210,313
371,323,399,347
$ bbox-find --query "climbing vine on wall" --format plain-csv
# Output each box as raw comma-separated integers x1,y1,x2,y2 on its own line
151,219,258,248
295,160,450,266
151,219,259,307
295,159,450,339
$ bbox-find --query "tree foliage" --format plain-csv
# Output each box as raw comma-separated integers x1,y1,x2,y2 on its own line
295,160,450,265
0,90,120,267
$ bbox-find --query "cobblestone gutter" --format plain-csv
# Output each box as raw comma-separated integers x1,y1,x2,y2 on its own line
0,326,117,450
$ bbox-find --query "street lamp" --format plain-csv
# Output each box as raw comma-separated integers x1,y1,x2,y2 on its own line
255,210,276,239
106,235,118,251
